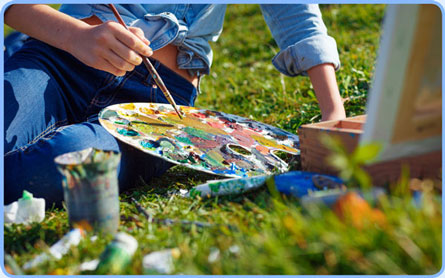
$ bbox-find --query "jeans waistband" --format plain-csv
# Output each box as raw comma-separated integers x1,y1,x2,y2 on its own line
134,57,197,91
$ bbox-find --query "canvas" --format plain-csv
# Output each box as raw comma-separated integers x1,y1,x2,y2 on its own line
360,4,442,162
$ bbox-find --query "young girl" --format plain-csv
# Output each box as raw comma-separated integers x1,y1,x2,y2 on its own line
4,4,345,205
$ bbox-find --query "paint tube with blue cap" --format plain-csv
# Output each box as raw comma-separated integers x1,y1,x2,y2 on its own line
181,171,344,198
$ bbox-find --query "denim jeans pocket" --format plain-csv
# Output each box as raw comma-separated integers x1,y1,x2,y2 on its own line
84,70,140,117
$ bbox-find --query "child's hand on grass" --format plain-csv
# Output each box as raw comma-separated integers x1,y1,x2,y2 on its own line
320,106,346,121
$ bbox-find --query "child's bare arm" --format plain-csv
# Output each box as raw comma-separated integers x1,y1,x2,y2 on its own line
5,4,152,76
307,63,346,121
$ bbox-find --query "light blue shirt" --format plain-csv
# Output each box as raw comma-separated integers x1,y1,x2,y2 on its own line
60,4,340,77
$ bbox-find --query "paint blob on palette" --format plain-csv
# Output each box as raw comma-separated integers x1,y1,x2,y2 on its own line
99,103,300,177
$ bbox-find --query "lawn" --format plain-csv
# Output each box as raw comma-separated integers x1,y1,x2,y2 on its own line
3,4,442,275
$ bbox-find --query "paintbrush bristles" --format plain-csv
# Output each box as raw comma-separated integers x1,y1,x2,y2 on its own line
107,4,184,119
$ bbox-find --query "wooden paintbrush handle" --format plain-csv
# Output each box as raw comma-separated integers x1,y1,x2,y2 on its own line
107,4,184,119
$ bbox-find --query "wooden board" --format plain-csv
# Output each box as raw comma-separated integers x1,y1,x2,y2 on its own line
299,115,441,186
299,115,364,174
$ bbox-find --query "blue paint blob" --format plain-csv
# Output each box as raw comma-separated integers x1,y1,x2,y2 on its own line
212,163,248,177
140,139,159,149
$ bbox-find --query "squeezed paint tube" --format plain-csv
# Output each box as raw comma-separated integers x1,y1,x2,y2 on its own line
23,228,84,270
182,176,268,198
181,171,344,198
4,190,45,224
55,148,121,234
142,248,179,274
95,232,138,274
131,197,230,229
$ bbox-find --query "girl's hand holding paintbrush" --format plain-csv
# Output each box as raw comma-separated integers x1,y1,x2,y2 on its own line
69,21,153,76
5,4,153,77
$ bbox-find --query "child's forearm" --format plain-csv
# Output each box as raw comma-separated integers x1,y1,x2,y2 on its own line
5,4,152,76
5,5,88,54
307,63,346,121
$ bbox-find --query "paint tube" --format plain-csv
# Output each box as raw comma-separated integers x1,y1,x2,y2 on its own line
228,245,240,254
95,232,138,274
4,190,45,224
55,148,121,234
182,176,267,198
78,259,99,272
142,248,180,274
182,171,344,198
23,228,84,270
207,247,220,263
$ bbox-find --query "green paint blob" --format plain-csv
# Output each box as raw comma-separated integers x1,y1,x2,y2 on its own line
177,158,190,164
114,120,128,125
131,123,153,134
209,182,221,193
189,188,201,198
184,127,212,140
21,190,33,200
188,155,197,164
160,140,175,152
175,136,192,145
204,151,225,167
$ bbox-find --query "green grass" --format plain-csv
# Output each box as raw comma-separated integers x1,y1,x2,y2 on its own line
4,4,442,275
198,4,383,129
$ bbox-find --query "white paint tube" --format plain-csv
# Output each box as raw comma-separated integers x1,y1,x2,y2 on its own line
143,248,180,274
5,190,45,224
181,176,268,198
23,228,83,270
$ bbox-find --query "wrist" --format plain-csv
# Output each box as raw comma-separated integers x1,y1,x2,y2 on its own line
62,20,91,54
320,104,346,121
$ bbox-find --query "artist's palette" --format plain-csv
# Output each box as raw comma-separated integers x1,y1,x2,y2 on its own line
99,103,300,177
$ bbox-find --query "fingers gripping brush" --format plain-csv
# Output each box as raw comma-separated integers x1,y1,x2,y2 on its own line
108,4,184,119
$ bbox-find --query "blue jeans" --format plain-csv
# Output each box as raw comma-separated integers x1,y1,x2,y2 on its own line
4,37,197,206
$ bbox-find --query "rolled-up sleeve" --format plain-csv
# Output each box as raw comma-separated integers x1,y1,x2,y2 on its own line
260,4,340,76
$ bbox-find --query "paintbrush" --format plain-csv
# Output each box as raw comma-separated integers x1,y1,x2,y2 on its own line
130,197,236,230
108,4,184,119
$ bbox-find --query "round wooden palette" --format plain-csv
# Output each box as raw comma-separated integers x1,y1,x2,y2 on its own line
99,103,300,178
